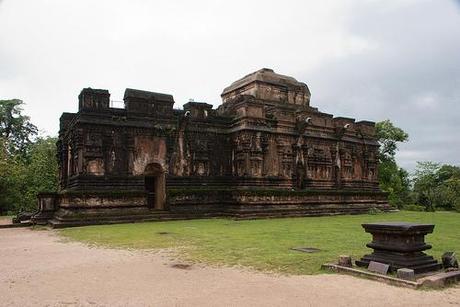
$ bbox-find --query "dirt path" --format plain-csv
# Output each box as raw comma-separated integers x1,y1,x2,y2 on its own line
1,228,459,307
0,216,12,226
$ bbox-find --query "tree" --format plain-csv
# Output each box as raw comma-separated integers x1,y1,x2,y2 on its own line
375,120,412,208
413,162,460,211
0,99,38,157
0,136,25,214
0,136,59,214
0,99,57,215
412,162,441,211
375,120,409,163
21,137,59,211
0,138,11,214
379,162,413,208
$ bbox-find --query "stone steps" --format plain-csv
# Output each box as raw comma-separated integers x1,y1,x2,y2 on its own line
47,203,389,228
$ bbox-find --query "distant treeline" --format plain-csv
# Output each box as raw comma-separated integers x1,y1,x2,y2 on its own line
376,120,459,212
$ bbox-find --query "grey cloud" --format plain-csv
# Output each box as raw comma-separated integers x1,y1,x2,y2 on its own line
302,1,460,171
0,0,458,172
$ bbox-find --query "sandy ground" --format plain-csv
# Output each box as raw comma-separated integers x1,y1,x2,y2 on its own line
0,216,12,225
1,228,459,307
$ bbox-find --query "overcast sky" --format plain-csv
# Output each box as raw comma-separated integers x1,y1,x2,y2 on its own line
1,0,459,172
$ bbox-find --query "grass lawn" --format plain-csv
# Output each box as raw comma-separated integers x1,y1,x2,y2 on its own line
59,211,460,275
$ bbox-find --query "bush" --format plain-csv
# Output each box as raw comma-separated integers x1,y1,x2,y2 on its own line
368,207,383,215
454,198,460,213
402,204,425,212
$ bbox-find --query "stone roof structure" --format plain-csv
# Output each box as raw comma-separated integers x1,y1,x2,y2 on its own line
221,68,311,106
124,88,174,102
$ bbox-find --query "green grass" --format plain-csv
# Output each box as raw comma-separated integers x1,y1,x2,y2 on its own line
59,211,460,275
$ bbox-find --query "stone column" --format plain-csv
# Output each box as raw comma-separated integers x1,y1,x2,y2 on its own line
334,142,343,188
155,172,166,210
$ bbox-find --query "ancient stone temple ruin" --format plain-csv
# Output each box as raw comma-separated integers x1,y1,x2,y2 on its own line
34,68,389,227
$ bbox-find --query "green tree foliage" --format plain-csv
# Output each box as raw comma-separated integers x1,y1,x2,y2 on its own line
0,99,58,215
0,138,14,213
379,162,413,208
0,99,38,157
0,137,58,214
0,137,22,214
413,162,460,211
375,120,412,208
375,120,409,162
21,137,59,210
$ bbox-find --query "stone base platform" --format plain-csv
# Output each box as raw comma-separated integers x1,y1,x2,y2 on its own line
355,252,442,274
322,263,460,289
355,222,442,274
35,188,390,228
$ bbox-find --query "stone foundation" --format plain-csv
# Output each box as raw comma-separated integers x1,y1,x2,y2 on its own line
39,189,389,228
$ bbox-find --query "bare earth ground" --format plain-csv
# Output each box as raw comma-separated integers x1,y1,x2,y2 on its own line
0,216,12,225
1,228,459,307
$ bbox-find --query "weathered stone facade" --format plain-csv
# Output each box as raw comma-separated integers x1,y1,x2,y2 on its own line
35,69,389,227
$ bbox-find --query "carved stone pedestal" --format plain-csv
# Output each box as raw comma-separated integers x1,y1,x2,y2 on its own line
356,222,442,274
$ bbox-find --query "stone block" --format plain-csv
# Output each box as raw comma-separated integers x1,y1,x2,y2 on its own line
338,255,352,267
368,261,389,275
356,222,442,274
397,268,415,281
420,270,460,288
442,252,458,269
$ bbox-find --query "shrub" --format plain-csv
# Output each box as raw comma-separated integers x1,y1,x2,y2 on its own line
368,207,383,215
402,204,425,212
454,198,460,213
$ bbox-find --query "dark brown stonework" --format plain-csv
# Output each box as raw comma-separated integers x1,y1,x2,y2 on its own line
33,68,389,227
356,222,442,274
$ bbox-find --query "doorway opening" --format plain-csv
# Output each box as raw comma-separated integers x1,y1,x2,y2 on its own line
144,176,156,209
144,163,166,210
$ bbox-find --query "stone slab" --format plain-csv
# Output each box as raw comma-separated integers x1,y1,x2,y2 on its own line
291,247,321,253
397,268,415,281
338,255,352,267
419,270,460,288
322,263,460,289
321,263,419,289
368,261,389,275
441,252,458,269
361,222,435,233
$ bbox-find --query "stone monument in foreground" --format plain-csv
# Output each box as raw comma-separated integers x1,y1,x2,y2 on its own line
356,222,442,274
32,68,389,227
